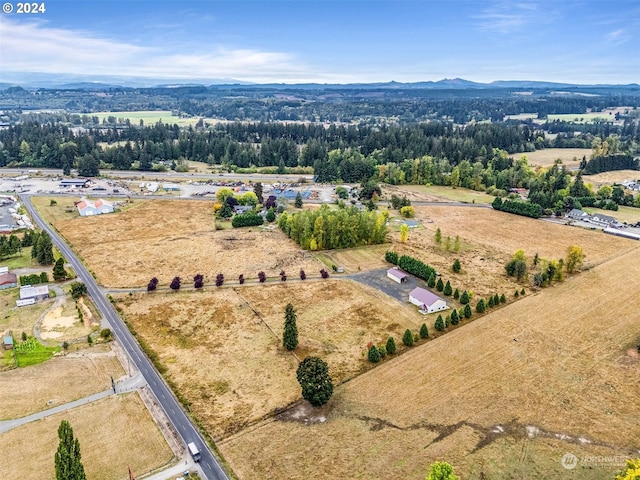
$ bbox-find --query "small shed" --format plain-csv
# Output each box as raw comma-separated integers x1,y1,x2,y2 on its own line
404,219,419,228
387,267,409,284
409,287,448,314
3,335,14,350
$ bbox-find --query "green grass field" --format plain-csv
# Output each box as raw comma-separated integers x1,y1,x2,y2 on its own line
0,247,35,269
423,185,495,204
92,110,206,127
4,337,60,368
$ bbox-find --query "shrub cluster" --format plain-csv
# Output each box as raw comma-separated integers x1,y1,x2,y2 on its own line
232,211,264,228
492,197,542,219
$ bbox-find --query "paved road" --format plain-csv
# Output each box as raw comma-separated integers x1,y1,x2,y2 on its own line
20,195,228,480
3,167,312,183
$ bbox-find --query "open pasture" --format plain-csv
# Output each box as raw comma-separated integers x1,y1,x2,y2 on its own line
583,169,640,186
91,110,205,128
42,198,323,288
0,393,173,480
524,148,591,168
116,279,422,439
0,344,123,419
219,244,640,480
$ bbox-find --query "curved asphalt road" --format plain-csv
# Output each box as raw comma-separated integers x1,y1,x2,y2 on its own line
20,195,228,480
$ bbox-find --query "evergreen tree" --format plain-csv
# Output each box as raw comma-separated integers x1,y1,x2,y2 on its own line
460,290,469,304
453,288,460,300
283,303,299,350
514,289,520,298
454,235,461,252
419,323,429,339
488,295,495,308
493,293,500,305
253,182,264,204
294,192,303,208
463,303,472,318
52,257,67,281
434,227,442,244
436,277,444,292
445,315,451,327
476,299,486,313
443,280,452,296
402,329,414,346
434,315,445,331
520,288,526,295
37,231,54,265
296,357,333,407
368,345,381,363
427,272,436,288
452,259,461,273
266,208,276,222
500,293,506,303
386,336,396,354
55,420,87,480
451,309,459,325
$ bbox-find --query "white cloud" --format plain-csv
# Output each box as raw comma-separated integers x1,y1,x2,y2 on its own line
605,28,632,46
0,18,333,83
475,1,540,34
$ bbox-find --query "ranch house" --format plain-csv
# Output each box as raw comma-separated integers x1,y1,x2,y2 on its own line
409,287,448,314
566,208,589,221
387,267,409,284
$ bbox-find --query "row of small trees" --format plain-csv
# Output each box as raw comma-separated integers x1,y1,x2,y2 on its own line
147,269,331,291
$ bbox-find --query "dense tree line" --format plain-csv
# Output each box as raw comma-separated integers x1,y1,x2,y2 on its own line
492,196,542,219
278,205,387,250
584,154,639,174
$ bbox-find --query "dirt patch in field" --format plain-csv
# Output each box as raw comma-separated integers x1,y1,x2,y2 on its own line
219,244,640,480
47,199,323,288
0,344,123,419
0,393,173,480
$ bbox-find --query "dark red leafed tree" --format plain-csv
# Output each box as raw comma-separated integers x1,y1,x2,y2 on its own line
299,270,306,280
239,274,245,284
215,273,224,287
320,269,329,279
147,277,159,291
258,271,266,283
170,276,181,290
193,274,204,289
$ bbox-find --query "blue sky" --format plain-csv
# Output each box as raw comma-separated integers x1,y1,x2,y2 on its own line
1,0,639,84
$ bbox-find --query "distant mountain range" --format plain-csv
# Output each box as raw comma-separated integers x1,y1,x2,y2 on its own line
0,72,638,91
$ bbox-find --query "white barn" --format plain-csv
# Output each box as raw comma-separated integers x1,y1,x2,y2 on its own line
387,267,409,284
77,199,114,217
409,287,448,314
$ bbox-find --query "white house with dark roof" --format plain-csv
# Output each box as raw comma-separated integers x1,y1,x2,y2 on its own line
77,199,114,217
409,287,448,314
589,213,617,228
387,267,409,284
566,209,590,221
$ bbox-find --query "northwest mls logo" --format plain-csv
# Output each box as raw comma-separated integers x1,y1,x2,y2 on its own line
561,453,578,470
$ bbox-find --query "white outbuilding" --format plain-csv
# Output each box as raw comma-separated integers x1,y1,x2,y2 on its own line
409,287,448,314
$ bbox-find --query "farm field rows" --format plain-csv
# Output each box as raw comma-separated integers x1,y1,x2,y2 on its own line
219,244,640,480
0,393,174,480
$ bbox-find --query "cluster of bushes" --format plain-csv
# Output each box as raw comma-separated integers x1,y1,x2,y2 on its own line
232,211,264,228
492,197,542,219
19,272,49,286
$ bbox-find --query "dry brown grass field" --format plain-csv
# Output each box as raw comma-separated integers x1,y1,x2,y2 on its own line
524,148,591,168
0,393,173,480
37,198,323,288
219,244,640,480
361,205,635,300
0,345,123,419
115,280,422,439
584,169,640,186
